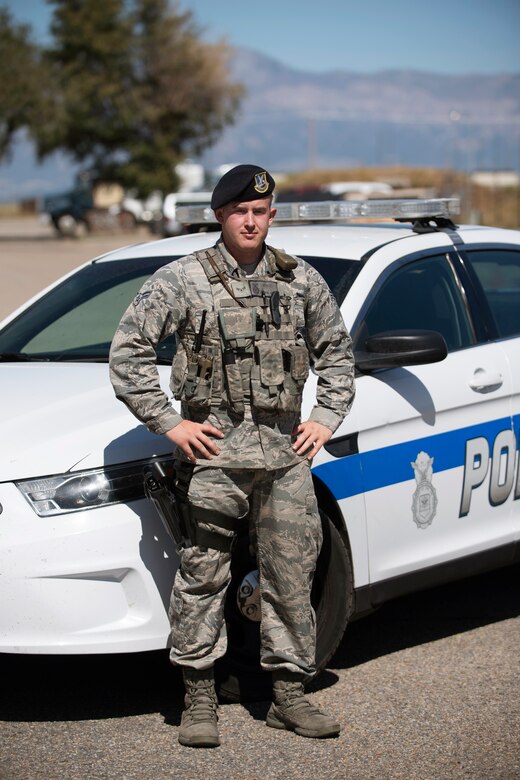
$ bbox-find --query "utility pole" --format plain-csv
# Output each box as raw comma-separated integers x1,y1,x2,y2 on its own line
307,115,317,170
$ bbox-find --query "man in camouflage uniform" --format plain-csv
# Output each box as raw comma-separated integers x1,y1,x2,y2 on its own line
109,164,355,747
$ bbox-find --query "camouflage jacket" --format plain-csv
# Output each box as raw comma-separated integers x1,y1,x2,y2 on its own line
109,239,355,469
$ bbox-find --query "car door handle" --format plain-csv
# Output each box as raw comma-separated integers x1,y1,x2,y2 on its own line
469,367,503,392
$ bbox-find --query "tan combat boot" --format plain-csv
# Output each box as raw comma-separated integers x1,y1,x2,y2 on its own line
178,667,220,748
266,670,341,739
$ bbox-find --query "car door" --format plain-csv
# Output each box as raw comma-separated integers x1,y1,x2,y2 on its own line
460,243,520,542
347,241,516,586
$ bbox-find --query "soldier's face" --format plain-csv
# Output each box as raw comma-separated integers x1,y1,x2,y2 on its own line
215,198,277,262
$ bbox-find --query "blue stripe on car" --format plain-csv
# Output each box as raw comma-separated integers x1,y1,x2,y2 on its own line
313,415,518,500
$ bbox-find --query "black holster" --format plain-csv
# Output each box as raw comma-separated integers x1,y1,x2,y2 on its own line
144,460,238,553
144,461,192,548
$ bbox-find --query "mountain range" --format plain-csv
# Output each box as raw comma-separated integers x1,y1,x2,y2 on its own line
199,48,520,174
2,48,519,201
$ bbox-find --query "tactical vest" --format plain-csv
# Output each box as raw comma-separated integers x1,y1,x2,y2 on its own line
170,245,310,414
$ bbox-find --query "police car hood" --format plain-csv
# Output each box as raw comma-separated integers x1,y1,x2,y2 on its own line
0,362,172,482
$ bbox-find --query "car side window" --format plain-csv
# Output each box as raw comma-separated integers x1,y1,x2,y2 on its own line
356,254,474,352
465,249,520,339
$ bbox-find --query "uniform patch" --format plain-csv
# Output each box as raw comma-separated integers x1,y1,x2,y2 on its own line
411,451,437,529
133,290,152,307
254,171,269,194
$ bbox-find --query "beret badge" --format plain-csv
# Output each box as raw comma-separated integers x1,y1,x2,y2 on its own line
254,172,269,194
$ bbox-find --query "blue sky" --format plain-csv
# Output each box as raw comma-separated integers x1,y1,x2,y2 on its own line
3,0,520,75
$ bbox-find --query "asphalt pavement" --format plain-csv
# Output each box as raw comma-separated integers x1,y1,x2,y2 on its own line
1,563,518,780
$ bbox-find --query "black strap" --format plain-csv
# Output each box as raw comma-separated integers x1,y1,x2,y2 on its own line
191,504,240,531
194,526,236,553
174,461,194,500
191,504,239,552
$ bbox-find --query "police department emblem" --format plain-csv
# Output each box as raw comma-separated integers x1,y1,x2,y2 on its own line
253,171,269,194
411,451,437,529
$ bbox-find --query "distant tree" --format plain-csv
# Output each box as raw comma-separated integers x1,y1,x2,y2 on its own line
35,0,243,195
0,8,46,160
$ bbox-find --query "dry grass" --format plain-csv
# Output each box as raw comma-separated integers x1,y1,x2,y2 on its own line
279,166,520,229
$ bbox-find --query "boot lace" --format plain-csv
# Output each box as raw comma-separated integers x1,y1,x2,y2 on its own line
184,680,218,723
275,681,323,716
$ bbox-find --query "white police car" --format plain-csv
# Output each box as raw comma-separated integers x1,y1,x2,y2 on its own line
0,198,518,700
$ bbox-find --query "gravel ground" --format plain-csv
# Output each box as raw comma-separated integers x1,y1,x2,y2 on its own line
0,564,518,780
0,216,519,780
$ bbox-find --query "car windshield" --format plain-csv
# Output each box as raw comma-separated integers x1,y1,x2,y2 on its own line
0,254,358,363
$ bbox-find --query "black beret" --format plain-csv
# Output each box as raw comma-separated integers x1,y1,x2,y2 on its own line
211,164,275,210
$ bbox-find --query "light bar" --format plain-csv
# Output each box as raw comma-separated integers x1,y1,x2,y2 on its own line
175,205,215,224
175,198,460,227
273,198,460,222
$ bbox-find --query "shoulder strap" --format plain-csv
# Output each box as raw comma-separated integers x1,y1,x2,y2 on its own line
196,248,246,308
195,247,224,285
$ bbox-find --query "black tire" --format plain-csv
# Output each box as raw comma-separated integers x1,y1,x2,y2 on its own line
216,510,353,702
313,512,354,671
54,213,85,238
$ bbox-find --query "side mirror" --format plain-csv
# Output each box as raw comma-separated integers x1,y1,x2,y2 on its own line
355,329,448,372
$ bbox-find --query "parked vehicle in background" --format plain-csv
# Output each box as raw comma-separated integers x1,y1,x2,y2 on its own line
161,191,213,236
41,171,161,237
1,197,519,701
117,190,163,233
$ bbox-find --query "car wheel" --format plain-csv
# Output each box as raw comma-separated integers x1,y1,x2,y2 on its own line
55,213,85,238
216,510,353,702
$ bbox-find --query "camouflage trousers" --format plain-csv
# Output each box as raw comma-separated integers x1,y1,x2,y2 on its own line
168,459,323,679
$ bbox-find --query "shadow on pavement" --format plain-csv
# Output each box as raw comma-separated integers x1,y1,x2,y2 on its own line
0,563,518,723
328,561,520,673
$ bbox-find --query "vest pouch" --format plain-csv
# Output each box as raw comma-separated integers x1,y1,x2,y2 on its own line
251,341,285,410
222,349,245,413
218,307,256,413
218,307,256,352
280,344,310,409
291,345,310,382
182,348,215,408
170,346,188,400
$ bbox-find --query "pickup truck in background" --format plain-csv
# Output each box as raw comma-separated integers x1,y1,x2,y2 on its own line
42,172,162,237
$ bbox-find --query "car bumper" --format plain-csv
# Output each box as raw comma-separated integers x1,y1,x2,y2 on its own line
0,483,177,654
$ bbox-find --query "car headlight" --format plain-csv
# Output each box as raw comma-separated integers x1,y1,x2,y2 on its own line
16,459,173,517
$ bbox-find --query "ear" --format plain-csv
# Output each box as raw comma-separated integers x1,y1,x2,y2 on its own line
214,207,224,225
269,206,277,225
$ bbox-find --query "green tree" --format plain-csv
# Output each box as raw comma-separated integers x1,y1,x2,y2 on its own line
0,7,46,160
36,0,243,195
